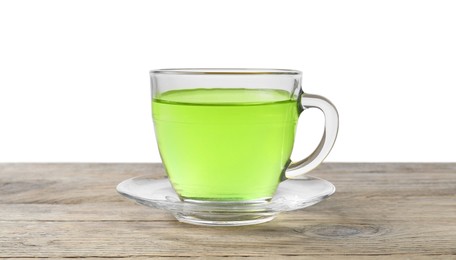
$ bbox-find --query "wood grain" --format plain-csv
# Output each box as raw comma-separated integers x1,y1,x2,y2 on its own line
0,163,455,259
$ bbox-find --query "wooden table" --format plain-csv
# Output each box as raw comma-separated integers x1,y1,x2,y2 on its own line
1,163,455,259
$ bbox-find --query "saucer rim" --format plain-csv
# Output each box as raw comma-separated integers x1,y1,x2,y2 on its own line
116,175,335,213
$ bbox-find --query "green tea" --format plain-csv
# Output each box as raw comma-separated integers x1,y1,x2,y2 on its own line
152,88,298,201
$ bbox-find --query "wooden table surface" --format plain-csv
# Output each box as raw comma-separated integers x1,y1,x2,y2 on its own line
1,163,455,259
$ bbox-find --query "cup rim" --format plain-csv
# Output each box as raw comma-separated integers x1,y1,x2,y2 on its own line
150,68,302,75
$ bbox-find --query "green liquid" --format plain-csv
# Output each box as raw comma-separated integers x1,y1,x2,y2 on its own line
152,88,298,201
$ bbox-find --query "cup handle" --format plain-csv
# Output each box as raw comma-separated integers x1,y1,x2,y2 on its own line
285,92,339,178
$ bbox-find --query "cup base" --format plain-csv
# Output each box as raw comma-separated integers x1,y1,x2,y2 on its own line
174,212,277,226
174,199,277,226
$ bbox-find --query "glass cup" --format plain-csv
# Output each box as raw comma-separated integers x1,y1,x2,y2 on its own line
150,69,339,222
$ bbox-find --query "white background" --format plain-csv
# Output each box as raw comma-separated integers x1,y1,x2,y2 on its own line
0,0,455,162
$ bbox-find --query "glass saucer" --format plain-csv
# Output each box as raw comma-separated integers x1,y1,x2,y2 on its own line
116,176,335,226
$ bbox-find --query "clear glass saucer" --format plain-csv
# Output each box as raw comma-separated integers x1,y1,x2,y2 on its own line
116,176,335,226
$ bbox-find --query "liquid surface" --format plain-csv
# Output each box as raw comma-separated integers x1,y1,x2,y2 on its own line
152,88,298,201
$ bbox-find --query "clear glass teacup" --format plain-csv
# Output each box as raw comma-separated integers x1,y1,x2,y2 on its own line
150,68,339,223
